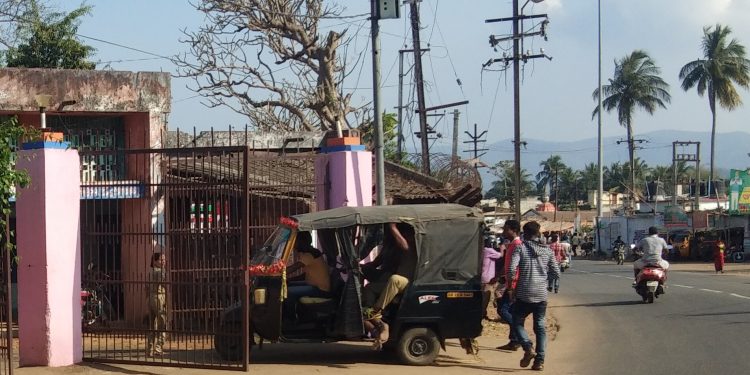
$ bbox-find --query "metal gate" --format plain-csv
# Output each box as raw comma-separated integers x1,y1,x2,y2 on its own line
80,146,319,370
0,217,13,375
80,147,250,370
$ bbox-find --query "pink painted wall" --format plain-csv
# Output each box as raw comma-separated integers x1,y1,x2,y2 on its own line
16,147,82,366
315,151,373,210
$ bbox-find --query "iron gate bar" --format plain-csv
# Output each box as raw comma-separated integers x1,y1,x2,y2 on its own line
0,214,12,375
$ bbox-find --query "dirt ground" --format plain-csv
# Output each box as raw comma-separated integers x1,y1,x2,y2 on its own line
12,295,563,375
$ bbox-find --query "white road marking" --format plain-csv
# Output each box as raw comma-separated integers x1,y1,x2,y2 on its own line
730,293,750,300
699,288,722,293
672,284,694,289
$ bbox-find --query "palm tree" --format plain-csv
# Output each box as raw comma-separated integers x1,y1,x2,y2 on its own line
604,162,627,193
579,162,599,200
593,50,671,209
536,155,566,201
679,24,750,195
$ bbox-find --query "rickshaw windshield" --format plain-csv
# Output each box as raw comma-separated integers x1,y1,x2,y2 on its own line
251,225,293,266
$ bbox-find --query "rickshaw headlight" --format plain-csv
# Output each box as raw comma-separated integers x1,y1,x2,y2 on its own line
254,288,267,305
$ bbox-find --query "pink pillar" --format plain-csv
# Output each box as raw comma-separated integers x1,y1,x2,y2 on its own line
15,143,82,366
315,150,373,210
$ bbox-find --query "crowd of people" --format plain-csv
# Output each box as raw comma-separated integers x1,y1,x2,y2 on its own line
482,220,563,371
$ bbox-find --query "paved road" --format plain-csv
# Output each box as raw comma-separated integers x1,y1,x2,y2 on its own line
547,259,750,375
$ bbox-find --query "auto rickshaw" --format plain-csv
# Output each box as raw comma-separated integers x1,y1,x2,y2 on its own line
214,204,485,365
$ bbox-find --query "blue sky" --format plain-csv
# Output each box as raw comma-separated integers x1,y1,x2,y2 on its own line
57,0,750,152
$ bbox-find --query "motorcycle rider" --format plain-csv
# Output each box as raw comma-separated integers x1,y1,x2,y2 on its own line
632,227,670,287
612,236,626,262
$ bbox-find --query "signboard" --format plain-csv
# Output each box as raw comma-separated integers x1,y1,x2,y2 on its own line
728,169,750,215
80,181,144,200
663,205,689,228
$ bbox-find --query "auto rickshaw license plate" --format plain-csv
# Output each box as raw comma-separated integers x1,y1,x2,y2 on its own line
446,292,474,298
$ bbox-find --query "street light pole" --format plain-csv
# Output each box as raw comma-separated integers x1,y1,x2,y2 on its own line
596,0,604,252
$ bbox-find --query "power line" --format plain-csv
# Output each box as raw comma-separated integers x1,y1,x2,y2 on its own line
77,34,173,60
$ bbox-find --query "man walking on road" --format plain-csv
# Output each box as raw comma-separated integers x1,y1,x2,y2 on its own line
508,221,560,371
496,219,523,350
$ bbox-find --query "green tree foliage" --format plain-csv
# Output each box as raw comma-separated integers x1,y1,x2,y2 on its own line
485,161,533,210
485,154,701,210
0,117,35,254
359,113,413,166
679,24,750,190
4,2,95,69
593,50,671,205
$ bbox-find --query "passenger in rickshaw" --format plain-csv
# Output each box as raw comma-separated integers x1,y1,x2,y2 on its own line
284,231,331,320
360,223,416,347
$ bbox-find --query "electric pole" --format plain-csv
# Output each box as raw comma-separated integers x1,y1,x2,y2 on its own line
616,137,648,212
452,109,459,160
396,47,430,161
673,141,701,212
463,123,488,165
409,0,430,175
371,0,400,205
485,2,551,220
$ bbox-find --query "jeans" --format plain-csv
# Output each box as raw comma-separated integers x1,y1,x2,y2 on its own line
497,291,519,344
547,276,559,291
511,300,548,361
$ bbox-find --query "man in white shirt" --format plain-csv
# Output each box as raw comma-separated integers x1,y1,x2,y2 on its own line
633,226,670,284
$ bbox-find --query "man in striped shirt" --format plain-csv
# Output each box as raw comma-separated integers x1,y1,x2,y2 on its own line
508,221,560,371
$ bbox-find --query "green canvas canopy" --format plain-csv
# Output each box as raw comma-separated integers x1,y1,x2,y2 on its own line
293,204,483,231
294,204,484,286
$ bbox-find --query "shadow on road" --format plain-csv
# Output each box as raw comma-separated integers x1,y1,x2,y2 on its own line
82,363,164,375
680,310,750,317
246,341,517,371
554,300,644,308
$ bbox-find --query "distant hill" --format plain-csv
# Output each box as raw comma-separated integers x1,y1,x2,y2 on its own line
475,130,750,189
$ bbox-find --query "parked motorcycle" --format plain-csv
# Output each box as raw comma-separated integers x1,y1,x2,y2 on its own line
634,266,666,303
81,263,113,327
81,288,104,326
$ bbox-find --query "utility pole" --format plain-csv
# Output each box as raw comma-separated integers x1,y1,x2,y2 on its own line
463,123,488,166
409,0,430,175
616,137,648,212
511,0,521,221
370,0,385,205
485,2,550,220
397,49,404,162
396,47,430,161
371,0,400,205
673,141,701,212
451,109,460,160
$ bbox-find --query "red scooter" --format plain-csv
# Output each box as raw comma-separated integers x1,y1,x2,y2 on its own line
635,266,666,303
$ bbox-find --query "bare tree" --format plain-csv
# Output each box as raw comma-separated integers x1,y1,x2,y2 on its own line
175,0,364,132
0,0,35,50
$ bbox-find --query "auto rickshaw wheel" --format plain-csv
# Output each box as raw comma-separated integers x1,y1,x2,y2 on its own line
215,321,243,361
396,327,440,366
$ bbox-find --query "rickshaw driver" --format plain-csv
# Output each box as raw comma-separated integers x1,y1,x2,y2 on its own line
284,231,331,320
